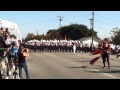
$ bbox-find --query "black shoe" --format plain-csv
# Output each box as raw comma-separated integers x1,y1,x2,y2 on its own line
13,72,18,75
103,66,105,68
116,55,118,58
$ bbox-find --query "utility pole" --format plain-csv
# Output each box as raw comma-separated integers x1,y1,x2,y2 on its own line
57,16,64,28
57,16,64,41
90,11,94,50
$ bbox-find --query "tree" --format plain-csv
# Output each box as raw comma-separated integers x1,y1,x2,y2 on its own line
10,34,16,39
58,24,98,40
110,27,120,45
87,29,98,38
46,29,57,40
24,33,35,41
47,29,56,34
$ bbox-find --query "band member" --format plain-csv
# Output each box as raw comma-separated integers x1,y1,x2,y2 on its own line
89,38,110,69
98,39,103,49
73,43,76,55
34,42,37,53
102,38,110,69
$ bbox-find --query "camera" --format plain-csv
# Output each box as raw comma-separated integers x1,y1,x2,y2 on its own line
24,48,27,52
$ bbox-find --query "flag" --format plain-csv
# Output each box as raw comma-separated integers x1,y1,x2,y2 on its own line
90,49,101,55
36,35,38,40
90,56,101,65
42,34,44,40
52,34,54,40
64,34,66,40
32,33,34,40
56,34,58,40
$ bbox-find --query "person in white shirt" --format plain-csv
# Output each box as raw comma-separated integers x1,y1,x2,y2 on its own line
73,43,76,55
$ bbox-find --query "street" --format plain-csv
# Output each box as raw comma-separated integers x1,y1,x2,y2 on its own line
23,52,120,79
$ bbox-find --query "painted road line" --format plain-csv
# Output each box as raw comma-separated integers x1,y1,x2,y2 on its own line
102,73,118,79
91,69,119,79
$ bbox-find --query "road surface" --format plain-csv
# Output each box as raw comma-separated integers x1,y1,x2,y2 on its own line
22,52,120,79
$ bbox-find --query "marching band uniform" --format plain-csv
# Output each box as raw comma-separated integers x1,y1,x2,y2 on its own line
73,43,76,55
101,39,110,69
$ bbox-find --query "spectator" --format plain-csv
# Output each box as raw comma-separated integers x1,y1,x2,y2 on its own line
17,46,30,79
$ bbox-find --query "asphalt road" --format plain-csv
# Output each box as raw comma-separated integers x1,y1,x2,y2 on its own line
22,52,120,79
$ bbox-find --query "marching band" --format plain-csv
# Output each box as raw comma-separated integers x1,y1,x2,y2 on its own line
24,40,97,54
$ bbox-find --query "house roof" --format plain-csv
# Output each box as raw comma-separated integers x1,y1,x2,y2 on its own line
78,37,100,43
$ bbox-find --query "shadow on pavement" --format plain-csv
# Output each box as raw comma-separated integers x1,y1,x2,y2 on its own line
67,66,88,69
86,69,120,73
75,60,90,62
110,66,120,68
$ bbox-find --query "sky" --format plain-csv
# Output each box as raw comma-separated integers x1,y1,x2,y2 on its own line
0,11,120,39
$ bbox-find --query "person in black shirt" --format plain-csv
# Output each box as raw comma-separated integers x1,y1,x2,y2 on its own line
17,46,30,79
0,28,6,48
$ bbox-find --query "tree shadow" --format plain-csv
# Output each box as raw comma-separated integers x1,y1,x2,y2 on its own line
75,58,93,62
80,58,93,59
110,59,120,61
67,67,82,68
67,66,88,69
86,69,120,73
75,60,90,62
110,66,120,68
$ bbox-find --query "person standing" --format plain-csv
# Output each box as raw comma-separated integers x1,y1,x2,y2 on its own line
73,43,76,55
6,44,13,74
34,42,37,53
11,42,18,69
17,46,30,79
102,38,110,69
0,28,6,48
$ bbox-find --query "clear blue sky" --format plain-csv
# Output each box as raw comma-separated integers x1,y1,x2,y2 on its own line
0,11,120,39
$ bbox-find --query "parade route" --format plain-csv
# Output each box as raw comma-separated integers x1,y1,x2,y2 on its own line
22,52,120,79
1,11,120,80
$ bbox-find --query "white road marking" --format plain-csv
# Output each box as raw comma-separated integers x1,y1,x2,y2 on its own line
91,69,100,72
91,69,119,79
102,73,118,79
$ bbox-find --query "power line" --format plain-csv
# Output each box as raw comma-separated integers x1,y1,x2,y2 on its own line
64,13,91,19
18,13,91,25
63,14,91,24
72,14,91,21
95,19,120,26
18,19,56,25
95,14,120,23
18,13,91,27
